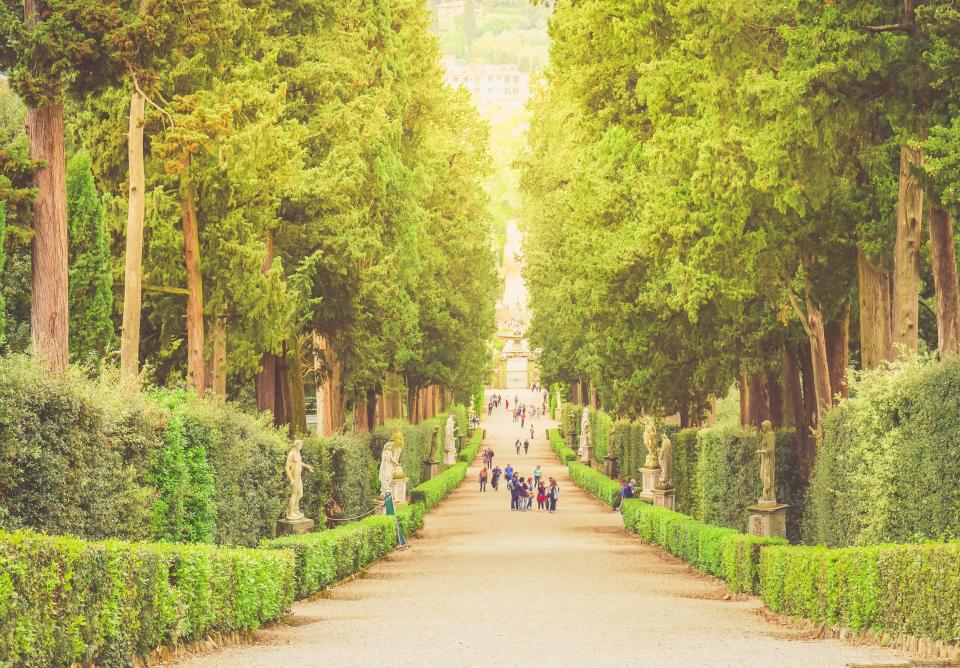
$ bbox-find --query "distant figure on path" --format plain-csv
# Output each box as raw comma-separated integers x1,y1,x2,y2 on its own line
529,424,535,440
506,399,510,411
518,476,530,511
523,438,529,454
479,467,488,492
509,474,520,510
548,478,559,513
536,480,547,510
505,464,514,481
515,438,522,454
534,465,542,487
492,465,502,490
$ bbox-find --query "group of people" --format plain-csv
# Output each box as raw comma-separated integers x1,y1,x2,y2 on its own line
612,478,638,512
487,394,505,415
477,463,559,512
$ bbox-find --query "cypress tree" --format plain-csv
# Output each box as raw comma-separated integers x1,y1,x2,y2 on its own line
66,152,114,363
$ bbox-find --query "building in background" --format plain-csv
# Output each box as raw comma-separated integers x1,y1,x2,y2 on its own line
442,57,530,116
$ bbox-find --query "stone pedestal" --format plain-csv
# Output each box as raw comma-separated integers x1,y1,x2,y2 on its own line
277,517,315,536
422,458,439,482
653,487,675,511
639,467,661,502
747,502,789,539
444,447,457,466
603,454,617,478
390,476,408,505
579,445,593,464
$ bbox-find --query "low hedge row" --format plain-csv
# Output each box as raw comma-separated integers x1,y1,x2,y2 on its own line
567,461,621,507
0,530,295,667
548,428,576,462
759,541,960,645
621,499,786,594
262,516,397,598
410,463,468,510
457,428,484,463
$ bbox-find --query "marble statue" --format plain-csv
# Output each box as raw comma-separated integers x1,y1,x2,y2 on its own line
378,438,395,496
657,433,674,488
285,439,314,520
578,409,592,456
444,414,457,463
642,417,659,469
756,420,776,503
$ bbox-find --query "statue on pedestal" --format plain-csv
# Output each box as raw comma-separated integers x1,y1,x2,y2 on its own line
444,414,457,464
578,409,592,459
379,436,396,497
657,433,674,488
756,420,776,503
285,439,314,521
642,417,659,469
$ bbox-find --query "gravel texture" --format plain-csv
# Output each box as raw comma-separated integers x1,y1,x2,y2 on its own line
171,390,911,668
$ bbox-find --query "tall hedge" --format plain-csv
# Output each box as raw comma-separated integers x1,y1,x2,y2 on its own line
589,407,612,461
672,428,699,516
372,419,437,489
805,356,960,547
302,433,374,524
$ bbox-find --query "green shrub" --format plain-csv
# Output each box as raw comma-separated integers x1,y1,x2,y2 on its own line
760,541,960,644
302,432,373,524
622,499,785,593
589,408,612,462
0,356,161,541
410,463,468,510
457,428,484,463
261,516,396,598
672,428,699,516
548,428,576,462
805,355,960,547
567,461,620,506
0,529,294,667
396,502,425,536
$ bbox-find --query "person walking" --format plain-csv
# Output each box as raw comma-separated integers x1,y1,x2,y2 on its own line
533,465,542,488
506,399,510,412
491,465,502,491
525,479,534,510
509,474,519,510
536,480,547,510
517,477,529,511
523,438,529,454
479,467,488,492
521,413,526,428
529,424,535,440
548,478,559,513
504,464,513,481
515,438,521,455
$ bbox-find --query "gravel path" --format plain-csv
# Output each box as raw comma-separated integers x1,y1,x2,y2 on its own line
173,390,910,668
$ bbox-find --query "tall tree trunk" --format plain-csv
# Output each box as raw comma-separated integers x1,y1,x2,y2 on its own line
892,145,924,355
211,313,226,395
25,99,69,373
929,205,960,356
825,305,850,400
804,279,832,420
780,343,803,429
739,372,767,427
120,88,146,379
287,336,306,434
180,163,205,396
312,331,325,435
407,385,419,425
766,370,784,427
256,231,276,413
857,248,893,368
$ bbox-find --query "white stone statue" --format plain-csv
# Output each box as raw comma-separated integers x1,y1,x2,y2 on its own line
578,409,592,458
658,433,674,488
642,417,659,469
285,439,314,521
378,438,395,497
444,414,457,464
756,420,776,503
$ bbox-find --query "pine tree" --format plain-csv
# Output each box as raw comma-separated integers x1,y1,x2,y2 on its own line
66,152,114,363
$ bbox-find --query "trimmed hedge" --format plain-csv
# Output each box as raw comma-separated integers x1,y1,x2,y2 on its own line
548,428,576,462
671,428,699,517
567,461,621,507
805,355,960,546
397,502,425,536
609,420,644,481
301,432,374,524
457,428,484,463
0,529,294,667
760,541,960,645
410,463,468,510
261,516,396,598
622,499,786,594
588,407,612,462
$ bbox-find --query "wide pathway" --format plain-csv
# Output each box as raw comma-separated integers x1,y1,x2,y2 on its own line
174,389,910,668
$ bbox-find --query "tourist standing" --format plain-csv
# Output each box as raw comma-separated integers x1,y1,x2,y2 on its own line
515,438,521,454
536,481,547,510
534,465,542,487
491,465,502,490
517,477,529,511
529,424,535,440
548,478,559,513
523,438,529,454
479,467,488,492
505,464,514,481
509,474,519,510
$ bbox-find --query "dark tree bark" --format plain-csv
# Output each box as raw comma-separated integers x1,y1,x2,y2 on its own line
929,206,960,356
180,163,205,396
892,145,924,355
25,99,69,373
857,248,893,369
